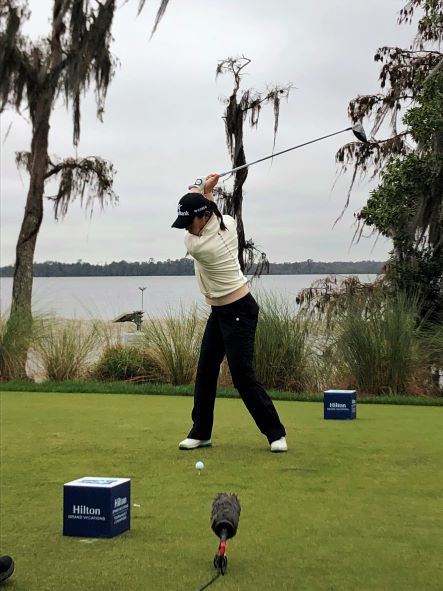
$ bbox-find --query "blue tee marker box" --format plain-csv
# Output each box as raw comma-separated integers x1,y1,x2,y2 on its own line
324,390,357,420
63,477,131,538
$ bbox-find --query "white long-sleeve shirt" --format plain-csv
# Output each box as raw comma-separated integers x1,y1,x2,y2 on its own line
184,214,248,300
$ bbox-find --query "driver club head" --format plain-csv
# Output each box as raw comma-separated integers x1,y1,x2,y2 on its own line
352,123,369,143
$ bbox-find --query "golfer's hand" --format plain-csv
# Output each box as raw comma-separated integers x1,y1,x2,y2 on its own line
204,173,220,194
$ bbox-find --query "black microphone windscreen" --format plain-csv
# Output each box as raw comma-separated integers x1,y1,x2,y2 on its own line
211,492,241,539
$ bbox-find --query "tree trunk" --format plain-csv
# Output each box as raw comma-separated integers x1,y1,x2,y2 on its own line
2,95,52,379
229,97,248,271
232,153,248,272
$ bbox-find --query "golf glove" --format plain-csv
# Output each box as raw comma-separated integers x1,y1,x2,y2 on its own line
188,176,207,194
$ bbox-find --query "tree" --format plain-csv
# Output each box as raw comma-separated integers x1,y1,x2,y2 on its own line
215,57,292,274
0,0,170,377
336,0,443,321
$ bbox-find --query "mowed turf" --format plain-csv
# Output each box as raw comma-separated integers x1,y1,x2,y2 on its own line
1,392,442,591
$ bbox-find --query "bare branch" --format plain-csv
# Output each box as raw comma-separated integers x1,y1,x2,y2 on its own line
216,56,251,93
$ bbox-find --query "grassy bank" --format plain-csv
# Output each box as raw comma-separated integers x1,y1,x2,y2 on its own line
1,392,442,590
2,289,442,397
1,380,442,405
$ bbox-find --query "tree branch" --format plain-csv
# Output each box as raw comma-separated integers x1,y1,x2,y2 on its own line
334,131,411,224
43,156,118,220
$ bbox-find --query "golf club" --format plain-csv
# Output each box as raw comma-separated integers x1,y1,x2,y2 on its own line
219,123,368,177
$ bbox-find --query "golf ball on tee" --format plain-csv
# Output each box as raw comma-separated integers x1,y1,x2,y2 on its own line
195,461,204,471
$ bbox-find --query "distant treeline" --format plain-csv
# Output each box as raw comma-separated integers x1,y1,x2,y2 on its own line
0,258,385,277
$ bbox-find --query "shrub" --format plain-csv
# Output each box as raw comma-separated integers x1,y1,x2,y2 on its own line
93,344,160,382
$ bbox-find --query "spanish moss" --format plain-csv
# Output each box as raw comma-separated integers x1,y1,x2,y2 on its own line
216,56,292,274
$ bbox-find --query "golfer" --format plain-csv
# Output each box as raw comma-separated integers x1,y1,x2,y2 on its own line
171,173,287,452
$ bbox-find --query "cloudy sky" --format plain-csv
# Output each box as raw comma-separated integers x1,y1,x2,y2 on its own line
0,0,415,266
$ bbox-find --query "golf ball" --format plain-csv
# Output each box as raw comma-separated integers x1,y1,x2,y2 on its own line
195,461,204,471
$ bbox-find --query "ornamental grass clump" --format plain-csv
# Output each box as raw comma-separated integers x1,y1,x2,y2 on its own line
336,292,421,395
91,318,125,349
0,310,45,381
36,320,99,381
0,312,29,380
253,293,315,391
142,305,205,385
415,321,443,396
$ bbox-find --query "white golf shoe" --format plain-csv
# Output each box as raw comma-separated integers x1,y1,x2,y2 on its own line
179,437,212,450
270,436,288,453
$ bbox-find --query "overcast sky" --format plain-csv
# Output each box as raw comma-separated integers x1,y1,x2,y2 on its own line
0,0,415,265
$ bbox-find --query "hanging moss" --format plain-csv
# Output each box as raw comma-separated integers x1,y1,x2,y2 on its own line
216,56,292,273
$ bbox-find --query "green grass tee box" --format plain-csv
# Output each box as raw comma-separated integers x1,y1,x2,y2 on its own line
1,392,442,591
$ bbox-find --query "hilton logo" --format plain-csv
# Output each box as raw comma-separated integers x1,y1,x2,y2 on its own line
114,497,127,508
72,505,101,516
329,402,347,408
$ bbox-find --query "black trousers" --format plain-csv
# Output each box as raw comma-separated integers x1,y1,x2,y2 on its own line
188,293,286,444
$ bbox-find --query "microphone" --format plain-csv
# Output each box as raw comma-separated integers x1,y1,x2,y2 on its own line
210,493,241,575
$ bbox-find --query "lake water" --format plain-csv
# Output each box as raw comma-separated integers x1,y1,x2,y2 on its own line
0,274,377,319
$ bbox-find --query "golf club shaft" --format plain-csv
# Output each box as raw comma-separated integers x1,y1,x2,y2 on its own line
219,126,353,178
